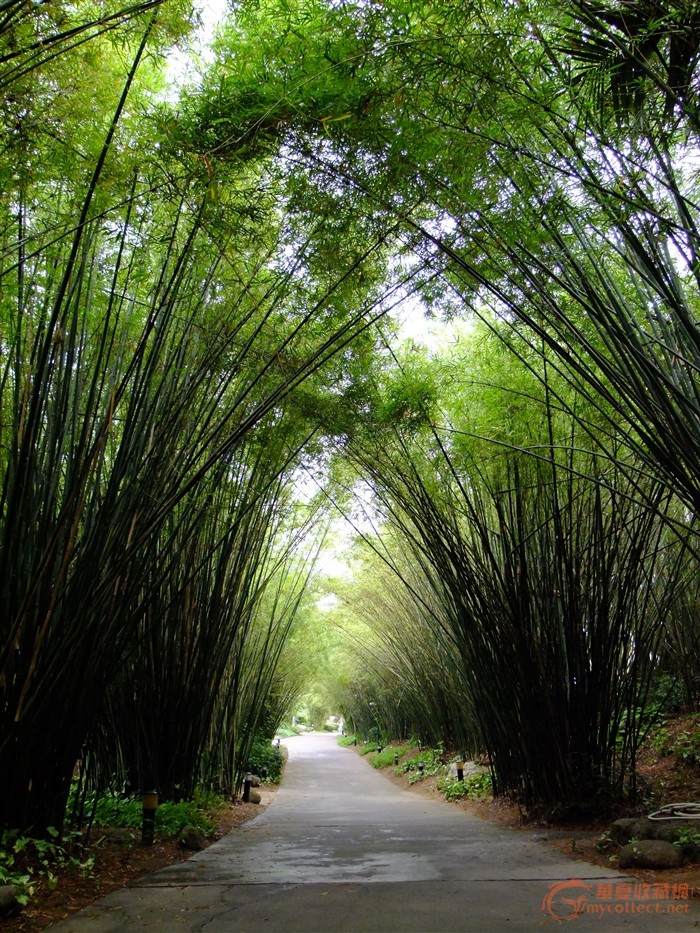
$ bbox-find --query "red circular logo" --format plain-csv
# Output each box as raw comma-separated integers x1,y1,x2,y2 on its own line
541,879,593,922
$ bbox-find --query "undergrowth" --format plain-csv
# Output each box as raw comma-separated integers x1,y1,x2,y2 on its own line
651,715,700,766
87,787,224,836
0,786,232,915
398,748,445,784
437,771,492,801
371,745,409,768
0,827,94,910
248,739,285,783
357,740,493,803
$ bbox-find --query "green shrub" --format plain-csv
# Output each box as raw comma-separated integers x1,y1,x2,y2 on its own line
437,771,492,801
650,716,700,765
156,796,219,836
651,726,672,756
92,792,142,829
673,827,700,848
275,723,300,738
595,831,616,854
671,726,700,765
91,787,226,837
337,734,357,747
0,831,37,906
0,827,94,909
248,739,285,783
399,747,445,782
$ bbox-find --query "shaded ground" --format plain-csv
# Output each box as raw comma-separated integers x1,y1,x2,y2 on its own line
44,733,684,932
384,771,700,894
5,718,700,929
377,718,700,900
4,790,277,932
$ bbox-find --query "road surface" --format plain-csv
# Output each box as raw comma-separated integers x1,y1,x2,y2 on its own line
50,733,698,931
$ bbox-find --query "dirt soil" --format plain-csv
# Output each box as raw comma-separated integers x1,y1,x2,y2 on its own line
3,788,277,933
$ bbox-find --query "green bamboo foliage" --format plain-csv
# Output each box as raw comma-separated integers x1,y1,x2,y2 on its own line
201,482,323,797
0,7,395,834
345,425,690,813
82,446,321,806
657,574,700,709
337,549,475,750
211,1,700,522
0,211,385,831
102,456,277,801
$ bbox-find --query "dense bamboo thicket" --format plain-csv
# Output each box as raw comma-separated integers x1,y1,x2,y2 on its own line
4,0,700,836
334,548,475,751
0,2,394,835
337,418,693,812
86,448,311,804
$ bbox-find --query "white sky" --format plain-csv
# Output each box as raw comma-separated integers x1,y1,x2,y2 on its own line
166,0,230,90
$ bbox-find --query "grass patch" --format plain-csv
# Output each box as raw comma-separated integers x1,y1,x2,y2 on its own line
370,745,409,769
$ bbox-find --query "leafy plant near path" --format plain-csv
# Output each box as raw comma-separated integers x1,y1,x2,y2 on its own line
87,789,227,837
0,785,240,914
247,740,285,783
0,827,94,909
651,716,700,766
357,736,493,802
0,835,35,906
370,745,409,769
399,748,445,784
437,772,493,802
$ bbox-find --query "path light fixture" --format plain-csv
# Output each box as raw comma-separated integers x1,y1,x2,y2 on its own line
141,790,158,845
456,761,464,782
418,762,424,774
394,753,399,765
243,771,252,803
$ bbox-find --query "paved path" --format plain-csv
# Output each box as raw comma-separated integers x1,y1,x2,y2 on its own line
51,734,697,931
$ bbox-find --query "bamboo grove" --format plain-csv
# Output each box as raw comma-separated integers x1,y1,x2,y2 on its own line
0,0,396,834
3,0,700,834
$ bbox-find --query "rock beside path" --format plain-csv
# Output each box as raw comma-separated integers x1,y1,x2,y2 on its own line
0,884,18,917
608,816,700,861
178,825,206,851
619,839,684,870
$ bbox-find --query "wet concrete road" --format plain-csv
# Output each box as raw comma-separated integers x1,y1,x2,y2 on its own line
50,733,698,931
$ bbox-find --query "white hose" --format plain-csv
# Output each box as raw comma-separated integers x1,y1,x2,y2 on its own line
647,802,700,820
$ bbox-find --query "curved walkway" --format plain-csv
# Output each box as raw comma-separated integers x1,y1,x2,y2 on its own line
51,734,697,931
